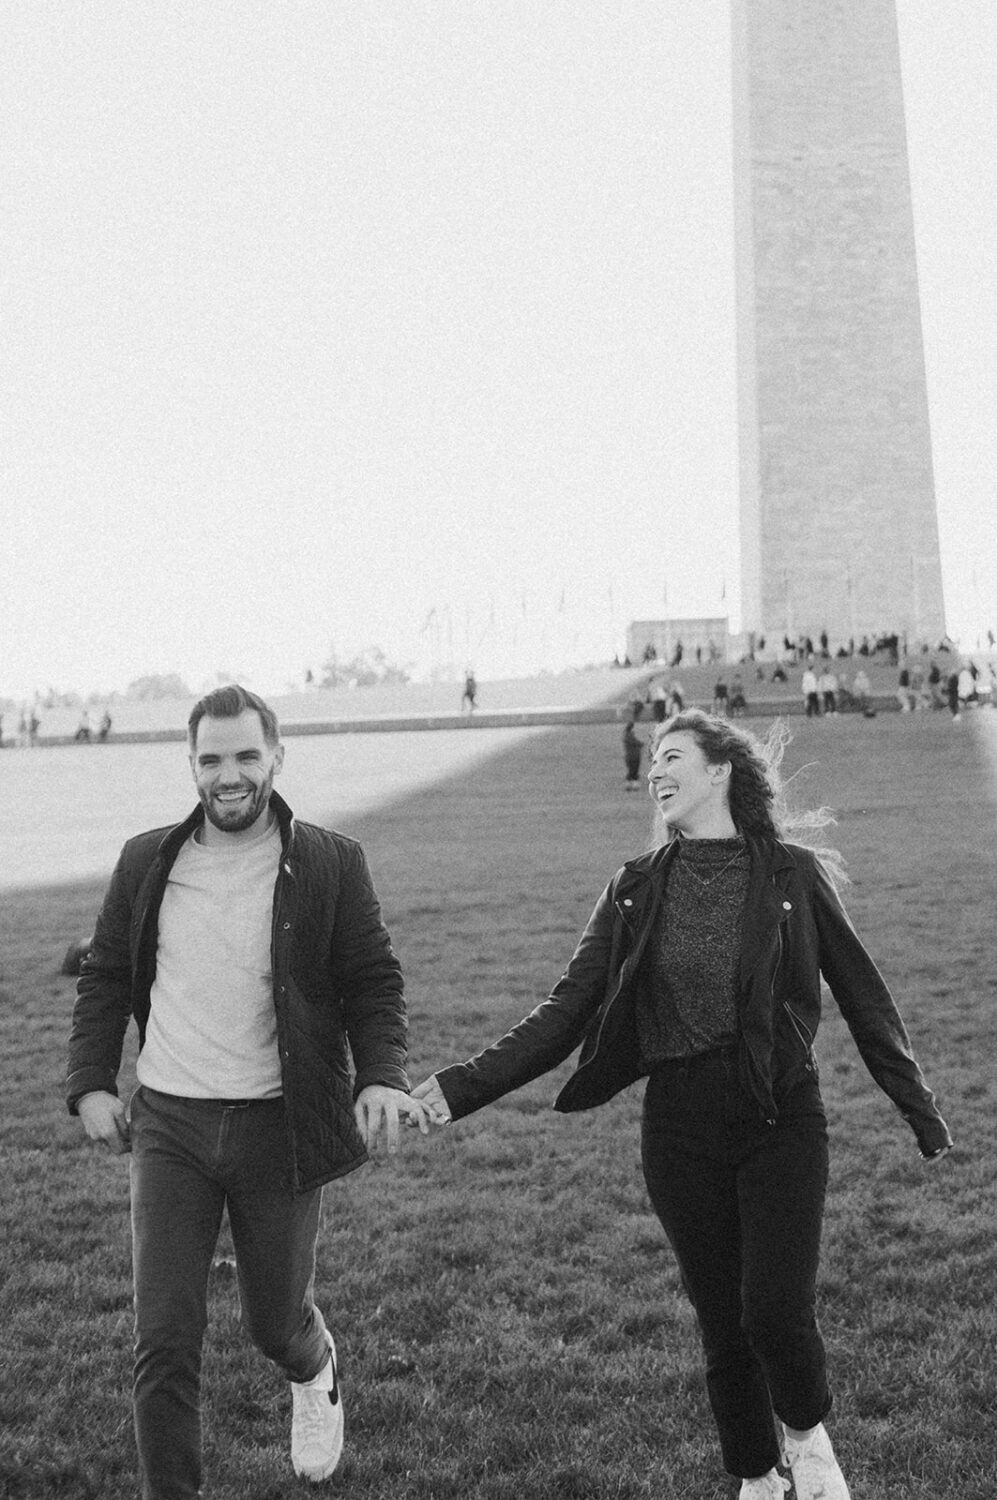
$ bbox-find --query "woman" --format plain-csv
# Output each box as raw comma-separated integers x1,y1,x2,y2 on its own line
414,711,952,1499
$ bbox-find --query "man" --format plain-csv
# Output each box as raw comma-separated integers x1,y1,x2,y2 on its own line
66,685,426,1499
818,666,839,716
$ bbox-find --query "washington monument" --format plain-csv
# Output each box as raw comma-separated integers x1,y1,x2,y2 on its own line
733,0,947,648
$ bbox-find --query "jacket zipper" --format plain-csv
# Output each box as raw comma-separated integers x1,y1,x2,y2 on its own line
770,913,816,1072
783,998,816,1069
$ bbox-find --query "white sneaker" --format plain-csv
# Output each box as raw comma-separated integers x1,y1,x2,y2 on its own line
782,1423,851,1500
740,1470,790,1498
291,1330,344,1481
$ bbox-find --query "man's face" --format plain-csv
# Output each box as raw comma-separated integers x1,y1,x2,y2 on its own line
190,711,284,843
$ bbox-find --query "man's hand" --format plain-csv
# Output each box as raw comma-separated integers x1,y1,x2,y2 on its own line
410,1076,452,1126
354,1085,430,1156
77,1090,131,1154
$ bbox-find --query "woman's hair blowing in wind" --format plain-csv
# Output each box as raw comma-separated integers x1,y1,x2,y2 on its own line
653,708,847,882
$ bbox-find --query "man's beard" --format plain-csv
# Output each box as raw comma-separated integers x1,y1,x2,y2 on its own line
199,774,274,834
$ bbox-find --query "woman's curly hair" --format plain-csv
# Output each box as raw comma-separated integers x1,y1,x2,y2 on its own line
652,709,847,882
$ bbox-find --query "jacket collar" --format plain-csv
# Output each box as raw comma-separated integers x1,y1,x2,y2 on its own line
154,789,296,867
617,835,796,954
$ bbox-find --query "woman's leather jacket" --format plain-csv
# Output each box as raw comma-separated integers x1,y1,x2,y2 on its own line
436,837,952,1157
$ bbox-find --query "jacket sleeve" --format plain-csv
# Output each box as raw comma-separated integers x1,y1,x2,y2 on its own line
809,857,953,1156
332,842,410,1097
435,881,617,1121
65,849,136,1113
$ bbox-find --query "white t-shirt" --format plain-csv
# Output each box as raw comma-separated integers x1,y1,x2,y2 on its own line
137,820,283,1099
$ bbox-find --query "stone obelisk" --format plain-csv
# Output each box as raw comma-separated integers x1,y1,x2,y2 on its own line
733,0,946,648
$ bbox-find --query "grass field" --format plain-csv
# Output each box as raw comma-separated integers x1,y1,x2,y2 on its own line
1,710,995,1498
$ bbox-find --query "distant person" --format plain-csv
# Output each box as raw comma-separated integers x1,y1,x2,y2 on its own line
801,667,820,718
670,641,683,668
412,710,951,1500
650,680,669,723
622,719,644,790
29,709,40,746
927,661,944,710
851,668,871,712
818,669,838,716
896,667,914,713
18,710,29,747
712,674,729,716
957,666,976,708
729,673,747,718
461,671,478,713
946,670,961,721
668,680,685,714
771,663,788,684
97,709,113,742
74,708,92,743
66,684,429,1496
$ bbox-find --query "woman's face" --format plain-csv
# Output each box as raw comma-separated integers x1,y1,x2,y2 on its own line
648,730,731,836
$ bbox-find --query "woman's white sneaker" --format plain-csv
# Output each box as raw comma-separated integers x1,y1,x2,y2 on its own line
782,1423,851,1500
291,1331,344,1481
739,1469,790,1498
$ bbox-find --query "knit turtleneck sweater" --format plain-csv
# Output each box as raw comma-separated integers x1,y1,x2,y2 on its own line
635,835,750,1066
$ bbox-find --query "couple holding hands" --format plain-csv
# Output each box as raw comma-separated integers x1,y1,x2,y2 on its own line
67,685,950,1500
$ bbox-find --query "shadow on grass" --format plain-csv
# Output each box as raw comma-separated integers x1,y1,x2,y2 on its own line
2,712,996,1499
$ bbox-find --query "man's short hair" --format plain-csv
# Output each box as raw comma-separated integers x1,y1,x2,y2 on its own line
187,685,281,751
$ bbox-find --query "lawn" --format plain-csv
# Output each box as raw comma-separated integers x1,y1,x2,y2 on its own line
1,710,995,1498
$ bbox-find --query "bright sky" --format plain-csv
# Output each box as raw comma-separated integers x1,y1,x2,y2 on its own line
2,3,994,701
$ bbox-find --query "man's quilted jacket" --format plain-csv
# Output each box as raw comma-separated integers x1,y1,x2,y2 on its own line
66,791,408,1191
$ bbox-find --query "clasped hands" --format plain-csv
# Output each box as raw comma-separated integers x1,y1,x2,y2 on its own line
354,1078,450,1155
358,1076,451,1147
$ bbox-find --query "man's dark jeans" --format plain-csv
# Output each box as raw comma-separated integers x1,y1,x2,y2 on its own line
641,1047,830,1480
129,1087,329,1500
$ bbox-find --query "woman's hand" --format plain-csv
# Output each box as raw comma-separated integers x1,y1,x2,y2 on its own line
409,1075,453,1126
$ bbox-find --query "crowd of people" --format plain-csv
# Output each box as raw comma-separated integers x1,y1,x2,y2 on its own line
621,649,996,785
